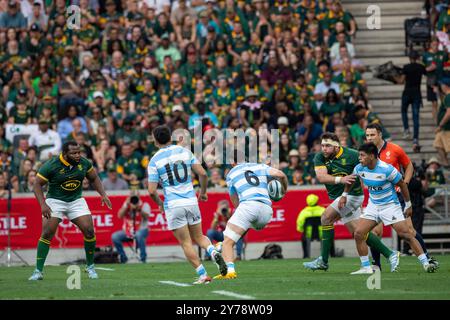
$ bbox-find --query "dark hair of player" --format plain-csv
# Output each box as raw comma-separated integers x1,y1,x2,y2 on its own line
62,141,79,153
366,123,383,133
320,132,339,143
359,142,378,158
153,125,172,145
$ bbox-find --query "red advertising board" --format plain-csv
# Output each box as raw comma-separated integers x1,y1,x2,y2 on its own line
0,189,391,250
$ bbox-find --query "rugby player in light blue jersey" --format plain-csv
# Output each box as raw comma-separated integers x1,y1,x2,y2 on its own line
339,143,437,274
214,152,288,280
147,125,227,284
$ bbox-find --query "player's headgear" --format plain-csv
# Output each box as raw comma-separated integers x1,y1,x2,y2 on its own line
320,132,340,147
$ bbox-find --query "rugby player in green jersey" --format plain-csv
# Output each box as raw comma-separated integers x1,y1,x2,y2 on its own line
29,141,112,280
303,133,399,274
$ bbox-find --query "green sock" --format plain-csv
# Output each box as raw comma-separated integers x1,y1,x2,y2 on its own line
36,238,50,272
84,236,96,266
366,233,393,258
321,226,334,264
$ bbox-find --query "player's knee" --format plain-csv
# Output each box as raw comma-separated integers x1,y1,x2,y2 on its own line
321,214,331,226
83,227,95,239
354,229,365,242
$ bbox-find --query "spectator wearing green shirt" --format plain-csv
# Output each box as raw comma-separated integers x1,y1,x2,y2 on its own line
422,38,448,122
115,118,142,150
433,79,450,167
116,143,147,183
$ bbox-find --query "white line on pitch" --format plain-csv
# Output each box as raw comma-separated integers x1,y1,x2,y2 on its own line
95,267,115,271
212,290,255,300
159,281,192,287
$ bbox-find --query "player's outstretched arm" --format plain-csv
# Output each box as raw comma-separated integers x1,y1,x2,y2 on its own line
148,182,164,213
315,167,356,185
268,168,288,193
87,168,112,209
338,179,355,209
192,163,208,201
396,178,412,217
34,175,52,219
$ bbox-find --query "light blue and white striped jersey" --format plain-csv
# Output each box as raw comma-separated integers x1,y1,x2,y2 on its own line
147,145,198,209
226,163,272,206
353,160,402,205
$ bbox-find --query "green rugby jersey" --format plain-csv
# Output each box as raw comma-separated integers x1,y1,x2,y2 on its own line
37,154,94,202
313,147,363,199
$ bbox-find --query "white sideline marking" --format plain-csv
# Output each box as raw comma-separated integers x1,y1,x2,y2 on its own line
212,290,255,300
95,267,115,271
159,280,192,287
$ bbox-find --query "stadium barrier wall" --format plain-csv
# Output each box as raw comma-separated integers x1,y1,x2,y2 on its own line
0,187,391,250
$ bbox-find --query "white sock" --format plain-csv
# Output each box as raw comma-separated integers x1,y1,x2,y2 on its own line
418,253,429,266
360,256,371,268
226,262,235,273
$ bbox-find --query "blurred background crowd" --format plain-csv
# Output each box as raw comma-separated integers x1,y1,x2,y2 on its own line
0,0,448,196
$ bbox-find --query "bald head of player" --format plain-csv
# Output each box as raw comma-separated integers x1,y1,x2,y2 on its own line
62,141,82,166
365,123,383,149
358,142,379,169
320,132,341,159
153,125,172,148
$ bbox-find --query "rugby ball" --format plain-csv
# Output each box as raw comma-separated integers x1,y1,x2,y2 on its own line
268,179,285,202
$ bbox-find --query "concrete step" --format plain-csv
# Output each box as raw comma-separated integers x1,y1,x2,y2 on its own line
354,14,412,30
378,112,434,121
356,29,404,40
368,84,426,94
342,1,423,17
359,56,409,68
356,42,405,55
354,35,406,45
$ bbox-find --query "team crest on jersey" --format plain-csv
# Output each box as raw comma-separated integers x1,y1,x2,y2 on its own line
78,164,83,171
386,151,391,159
341,159,347,165
61,180,81,191
59,168,65,174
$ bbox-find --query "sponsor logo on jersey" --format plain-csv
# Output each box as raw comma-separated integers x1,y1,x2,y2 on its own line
61,180,81,191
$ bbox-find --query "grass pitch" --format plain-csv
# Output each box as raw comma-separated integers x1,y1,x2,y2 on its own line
1,256,450,300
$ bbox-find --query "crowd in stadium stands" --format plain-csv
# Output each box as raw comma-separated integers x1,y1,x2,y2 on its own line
0,0,448,196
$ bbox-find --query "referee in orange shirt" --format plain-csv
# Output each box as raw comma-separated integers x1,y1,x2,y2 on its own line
365,123,439,269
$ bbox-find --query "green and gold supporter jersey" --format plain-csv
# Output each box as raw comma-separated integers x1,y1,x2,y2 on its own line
313,147,363,199
437,93,450,131
37,154,94,202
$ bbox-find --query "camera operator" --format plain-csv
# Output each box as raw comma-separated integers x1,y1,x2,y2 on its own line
205,200,244,260
111,191,150,263
402,163,428,254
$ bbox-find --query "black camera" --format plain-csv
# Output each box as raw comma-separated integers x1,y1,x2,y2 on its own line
130,195,140,205
220,207,229,216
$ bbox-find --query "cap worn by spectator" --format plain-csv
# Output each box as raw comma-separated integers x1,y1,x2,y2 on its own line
93,91,104,99
19,88,27,96
277,116,289,126
30,23,40,32
199,10,209,18
107,164,117,172
33,1,41,6
409,50,420,60
217,74,227,82
289,149,300,157
161,33,170,40
149,116,160,123
173,105,184,112
439,77,450,87
245,89,258,99
8,0,17,7
427,157,441,166
38,117,51,124
42,94,52,101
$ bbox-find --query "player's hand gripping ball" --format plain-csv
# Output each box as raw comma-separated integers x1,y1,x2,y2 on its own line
268,179,285,201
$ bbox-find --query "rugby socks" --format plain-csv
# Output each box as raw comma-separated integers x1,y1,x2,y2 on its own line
321,226,334,264
366,233,393,259
36,238,51,272
370,247,382,269
84,236,96,266
360,255,371,268
418,253,429,266
206,245,217,258
196,264,207,277
226,262,235,273
415,233,429,258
